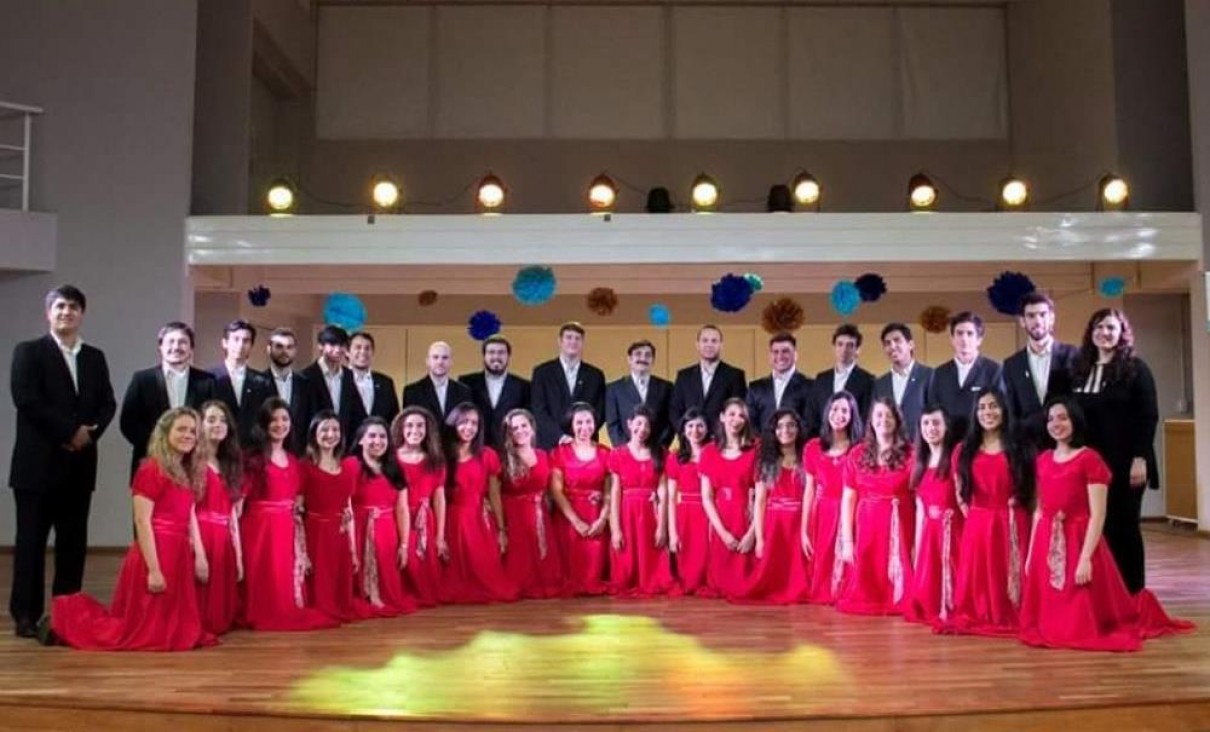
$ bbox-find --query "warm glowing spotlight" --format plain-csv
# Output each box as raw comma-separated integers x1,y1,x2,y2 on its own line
266,179,296,214
477,173,506,212
587,174,617,212
371,177,401,211
1099,174,1129,210
791,172,821,208
999,177,1029,210
690,173,719,212
908,173,937,211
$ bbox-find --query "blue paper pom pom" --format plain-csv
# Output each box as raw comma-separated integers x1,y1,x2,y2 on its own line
512,266,557,306
855,273,887,303
649,303,671,327
467,310,502,341
743,273,764,293
710,273,754,313
323,292,367,332
986,271,1037,315
246,285,271,308
830,280,861,316
1098,276,1127,298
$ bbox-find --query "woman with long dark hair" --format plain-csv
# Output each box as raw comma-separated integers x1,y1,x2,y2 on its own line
392,406,447,608
699,397,760,599
802,391,862,604
666,409,711,595
195,400,244,635
498,409,565,598
608,405,675,596
903,404,962,625
549,402,611,596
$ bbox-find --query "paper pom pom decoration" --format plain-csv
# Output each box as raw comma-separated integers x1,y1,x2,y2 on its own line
744,272,764,293
762,297,805,333
710,273,754,313
417,290,438,307
323,292,367,332
920,305,952,334
586,287,619,316
467,310,502,341
512,266,557,306
830,280,861,316
986,271,1036,316
649,303,671,327
855,273,887,303
1098,276,1127,298
246,285,271,308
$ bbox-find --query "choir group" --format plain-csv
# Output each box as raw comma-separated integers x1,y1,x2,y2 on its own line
9,286,1194,654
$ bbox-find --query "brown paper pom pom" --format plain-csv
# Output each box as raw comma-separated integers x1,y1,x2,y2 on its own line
586,287,619,316
417,290,438,307
920,305,951,334
761,297,806,333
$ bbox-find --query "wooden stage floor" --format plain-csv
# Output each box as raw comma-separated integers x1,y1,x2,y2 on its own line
1,526,1209,731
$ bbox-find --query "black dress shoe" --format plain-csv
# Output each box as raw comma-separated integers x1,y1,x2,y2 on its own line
14,619,37,638
36,616,60,647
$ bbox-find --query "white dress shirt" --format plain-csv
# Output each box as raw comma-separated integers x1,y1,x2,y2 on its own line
431,375,449,414
227,363,247,407
51,333,81,392
772,370,794,408
832,363,856,394
320,361,343,410
700,362,717,396
955,358,976,388
271,366,293,406
891,361,915,407
1026,340,1053,403
632,372,649,403
485,372,506,408
561,357,581,396
163,364,188,409
353,368,375,413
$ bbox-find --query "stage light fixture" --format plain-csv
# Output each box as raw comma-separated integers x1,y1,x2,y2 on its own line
477,173,506,213
266,178,297,214
999,177,1029,210
371,176,401,212
791,171,821,208
587,174,617,212
766,185,793,213
690,173,719,212
1099,174,1129,210
646,187,673,213
907,173,937,211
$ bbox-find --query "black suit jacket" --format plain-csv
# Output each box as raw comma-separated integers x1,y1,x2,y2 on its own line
300,361,361,447
606,374,674,447
209,363,275,446
746,372,815,436
120,365,214,478
350,370,401,429
1003,342,1079,446
530,359,607,449
266,369,311,455
460,371,531,449
402,375,473,423
812,366,876,426
9,335,116,493
669,361,747,433
873,362,935,441
925,355,1004,438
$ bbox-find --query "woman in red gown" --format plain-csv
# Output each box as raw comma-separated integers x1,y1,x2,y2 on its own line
550,402,611,596
904,405,962,624
195,401,244,635
666,409,711,595
1019,397,1193,651
608,405,675,596
349,417,417,616
440,402,518,604
302,410,372,622
499,409,565,598
240,398,339,631
393,406,447,608
735,409,810,604
939,389,1033,637
802,392,862,604
836,397,915,616
700,398,759,599
51,407,217,651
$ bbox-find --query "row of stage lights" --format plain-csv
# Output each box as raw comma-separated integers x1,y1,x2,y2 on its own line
265,171,1131,215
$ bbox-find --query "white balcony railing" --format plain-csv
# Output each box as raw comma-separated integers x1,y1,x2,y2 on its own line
0,100,43,212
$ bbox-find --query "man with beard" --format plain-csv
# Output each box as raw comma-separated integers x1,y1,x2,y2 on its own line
403,340,472,422
746,331,814,435
349,331,400,427
669,324,747,431
1003,292,1079,447
209,319,274,445
265,327,310,454
461,335,530,448
873,323,933,440
606,339,673,446
924,311,1004,439
531,322,607,449
120,321,215,478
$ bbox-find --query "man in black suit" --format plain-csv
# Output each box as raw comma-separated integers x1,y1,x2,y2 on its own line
746,331,815,435
606,339,674,446
1004,292,1079,447
461,335,530,449
209,319,274,446
873,323,934,440
350,331,401,428
9,285,116,637
265,326,310,454
812,323,876,428
300,325,360,445
403,340,473,423
925,311,1005,439
670,324,747,432
531,322,607,449
119,321,215,478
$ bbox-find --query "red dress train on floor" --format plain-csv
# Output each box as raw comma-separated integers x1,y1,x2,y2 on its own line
904,467,963,624
400,460,447,608
803,439,851,604
699,444,759,599
195,467,241,635
608,446,676,596
550,444,611,596
734,466,812,604
666,456,710,595
441,448,520,604
303,461,373,622
349,457,418,617
836,446,915,616
500,451,565,599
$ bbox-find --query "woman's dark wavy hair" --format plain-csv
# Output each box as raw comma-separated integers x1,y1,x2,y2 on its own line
625,404,665,474
674,408,711,464
713,397,757,451
199,399,243,501
857,397,910,472
1074,307,1138,386
819,390,863,452
390,405,445,472
757,409,806,486
244,397,293,500
910,403,956,490
352,417,406,491
305,409,344,464
956,389,1035,506
444,401,485,493
1043,394,1088,449
561,401,599,441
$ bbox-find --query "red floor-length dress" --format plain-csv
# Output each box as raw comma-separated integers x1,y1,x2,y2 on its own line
349,457,418,617
500,451,565,599
303,461,373,622
608,446,676,596
52,460,217,651
441,448,520,604
195,466,241,635
803,439,851,605
551,443,611,596
1018,448,1194,651
938,450,1028,637
699,443,759,599
836,446,915,616
400,460,447,608
734,467,812,604
666,455,710,595
904,467,964,625
240,455,339,631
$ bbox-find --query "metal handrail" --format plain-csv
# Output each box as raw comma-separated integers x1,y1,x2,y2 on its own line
0,100,45,212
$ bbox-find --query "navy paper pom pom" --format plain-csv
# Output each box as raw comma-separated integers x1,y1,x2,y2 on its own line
467,310,502,341
710,273,754,313
986,271,1036,316
247,285,271,308
854,273,887,303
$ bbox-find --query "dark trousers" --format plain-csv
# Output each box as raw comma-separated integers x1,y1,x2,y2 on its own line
9,488,92,623
1103,481,1146,594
